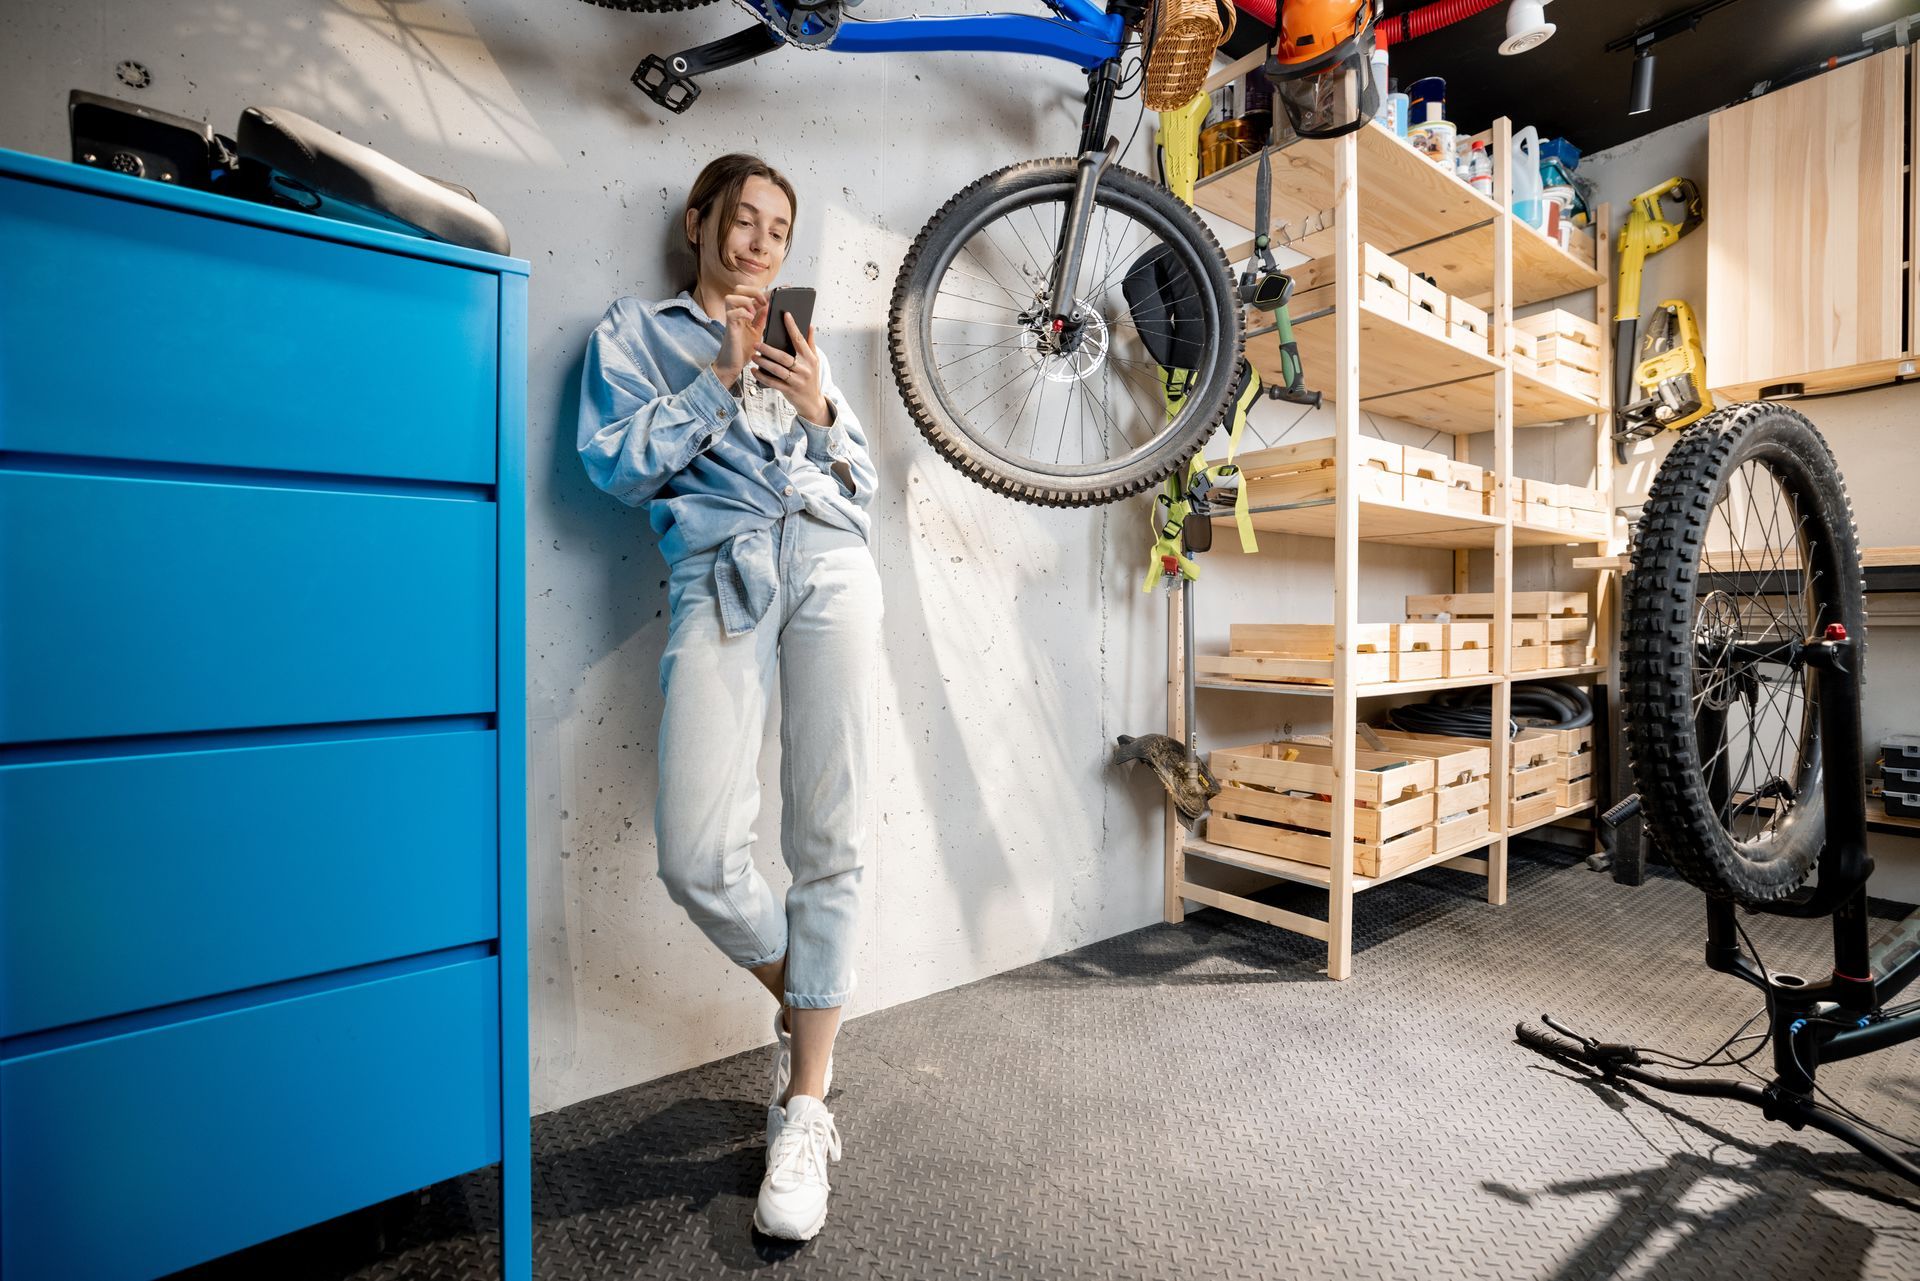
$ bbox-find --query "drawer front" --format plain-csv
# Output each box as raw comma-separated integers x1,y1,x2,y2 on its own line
1,729,498,1036
2,956,501,1281
0,472,495,743
0,176,498,483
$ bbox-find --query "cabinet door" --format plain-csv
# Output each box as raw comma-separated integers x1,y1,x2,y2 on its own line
1707,47,1905,393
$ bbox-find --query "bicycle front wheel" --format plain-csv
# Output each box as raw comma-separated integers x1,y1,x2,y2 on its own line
1624,402,1865,905
889,158,1243,506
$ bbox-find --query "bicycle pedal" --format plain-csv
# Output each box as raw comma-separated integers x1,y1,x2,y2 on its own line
632,55,701,114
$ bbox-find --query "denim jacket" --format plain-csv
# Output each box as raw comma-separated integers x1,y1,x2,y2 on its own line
577,292,878,635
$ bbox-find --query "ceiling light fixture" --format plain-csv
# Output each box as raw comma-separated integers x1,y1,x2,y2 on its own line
1501,0,1557,55
1606,0,1743,118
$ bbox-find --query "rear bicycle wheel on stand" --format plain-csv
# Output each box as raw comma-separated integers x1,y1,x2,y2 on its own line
888,157,1243,507
1623,402,1867,905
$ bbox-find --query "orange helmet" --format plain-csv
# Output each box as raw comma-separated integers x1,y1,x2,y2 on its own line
1268,0,1382,139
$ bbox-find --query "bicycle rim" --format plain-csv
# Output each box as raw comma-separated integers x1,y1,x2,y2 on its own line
914,181,1229,482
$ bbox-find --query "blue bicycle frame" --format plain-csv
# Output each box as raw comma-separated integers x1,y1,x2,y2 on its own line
759,0,1126,67
631,0,1137,117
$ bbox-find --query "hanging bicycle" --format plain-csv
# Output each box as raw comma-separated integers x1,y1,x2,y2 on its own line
583,0,1260,506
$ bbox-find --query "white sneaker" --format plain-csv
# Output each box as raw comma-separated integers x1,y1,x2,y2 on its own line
753,1095,841,1240
769,1008,834,1143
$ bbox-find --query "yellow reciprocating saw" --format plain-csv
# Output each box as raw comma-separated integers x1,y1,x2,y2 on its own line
1613,177,1703,444
1621,298,1713,434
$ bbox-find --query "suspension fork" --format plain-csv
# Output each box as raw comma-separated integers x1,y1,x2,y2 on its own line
1048,58,1125,327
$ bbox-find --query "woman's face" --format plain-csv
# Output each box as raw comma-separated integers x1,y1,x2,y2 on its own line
691,174,791,294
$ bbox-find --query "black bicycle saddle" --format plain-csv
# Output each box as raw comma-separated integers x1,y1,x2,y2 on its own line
235,106,510,255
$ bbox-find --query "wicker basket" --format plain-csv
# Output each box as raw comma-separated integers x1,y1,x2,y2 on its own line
1143,0,1234,111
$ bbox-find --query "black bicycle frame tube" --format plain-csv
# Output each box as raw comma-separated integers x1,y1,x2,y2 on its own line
1048,58,1123,325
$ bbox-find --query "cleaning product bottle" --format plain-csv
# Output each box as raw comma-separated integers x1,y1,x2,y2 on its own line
1468,140,1493,197
1511,126,1544,229
1370,32,1390,125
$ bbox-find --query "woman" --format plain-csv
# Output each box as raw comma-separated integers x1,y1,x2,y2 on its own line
577,154,881,1241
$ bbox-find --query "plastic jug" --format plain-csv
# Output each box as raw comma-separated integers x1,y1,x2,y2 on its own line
1511,126,1545,229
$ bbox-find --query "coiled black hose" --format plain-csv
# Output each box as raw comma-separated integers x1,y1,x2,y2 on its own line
1387,681,1593,738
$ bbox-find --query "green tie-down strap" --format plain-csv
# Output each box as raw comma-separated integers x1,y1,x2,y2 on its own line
1140,360,1262,591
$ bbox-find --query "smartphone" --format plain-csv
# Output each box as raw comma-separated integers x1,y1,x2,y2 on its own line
761,286,816,357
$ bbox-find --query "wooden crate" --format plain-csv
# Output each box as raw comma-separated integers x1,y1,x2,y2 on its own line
1527,725,1595,755
1207,622,1450,687
1196,652,1393,685
1369,728,1492,855
1364,243,1411,293
1447,296,1490,341
1538,362,1603,401
1443,646,1493,676
1402,298,1447,340
1447,320,1490,357
1516,308,1604,350
1512,729,1561,768
1206,741,1439,877
1440,622,1493,648
1507,326,1540,362
1556,777,1594,808
1210,741,1437,805
1401,450,1489,516
1231,436,1404,506
1436,776,1492,815
1555,751,1595,783
1511,787,1559,828
1406,272,1447,321
1536,335,1601,375
1542,641,1590,669
1433,807,1492,854
1362,273,1409,322
1408,592,1588,618
1367,731,1491,785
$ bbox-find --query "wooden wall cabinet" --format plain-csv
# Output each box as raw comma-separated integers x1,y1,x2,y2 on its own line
1707,46,1910,400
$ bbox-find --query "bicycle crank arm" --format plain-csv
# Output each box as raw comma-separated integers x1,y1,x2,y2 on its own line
1047,135,1119,323
633,24,783,114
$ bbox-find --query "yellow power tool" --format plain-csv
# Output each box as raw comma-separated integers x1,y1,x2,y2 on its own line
1621,299,1713,434
1613,178,1703,447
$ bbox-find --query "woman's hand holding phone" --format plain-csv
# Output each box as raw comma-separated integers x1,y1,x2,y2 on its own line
712,289,766,388
753,314,831,425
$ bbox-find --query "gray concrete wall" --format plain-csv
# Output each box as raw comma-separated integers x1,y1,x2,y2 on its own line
0,0,1197,1111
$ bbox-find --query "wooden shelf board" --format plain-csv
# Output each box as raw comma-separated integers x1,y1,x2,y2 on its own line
1181,835,1352,889
1251,296,1501,404
1507,799,1597,838
1868,797,1920,835
1195,672,1503,698
1514,521,1611,547
1513,664,1608,683
1401,215,1607,310
1194,120,1602,307
1711,355,1916,404
1360,367,1605,435
1241,495,1505,549
1366,839,1500,889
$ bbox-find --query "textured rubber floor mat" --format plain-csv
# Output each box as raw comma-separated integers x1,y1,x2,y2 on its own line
171,845,1920,1280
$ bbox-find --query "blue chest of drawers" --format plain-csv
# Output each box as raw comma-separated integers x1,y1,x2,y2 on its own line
0,148,529,1281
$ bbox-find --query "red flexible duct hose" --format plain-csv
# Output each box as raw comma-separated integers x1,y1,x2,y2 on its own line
1229,0,1505,48
1379,0,1504,45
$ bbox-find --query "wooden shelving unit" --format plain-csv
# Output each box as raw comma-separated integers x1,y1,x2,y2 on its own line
1163,107,1619,980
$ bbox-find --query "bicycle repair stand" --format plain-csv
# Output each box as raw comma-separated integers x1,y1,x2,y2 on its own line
1519,621,1920,1184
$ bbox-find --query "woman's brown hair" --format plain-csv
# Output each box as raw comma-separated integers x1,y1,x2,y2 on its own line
685,153,798,280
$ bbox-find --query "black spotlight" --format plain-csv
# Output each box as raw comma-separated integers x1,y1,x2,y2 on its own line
1629,45,1657,115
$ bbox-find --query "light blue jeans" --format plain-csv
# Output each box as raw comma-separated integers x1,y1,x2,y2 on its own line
655,511,882,1008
